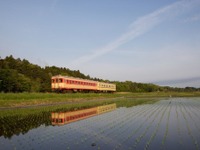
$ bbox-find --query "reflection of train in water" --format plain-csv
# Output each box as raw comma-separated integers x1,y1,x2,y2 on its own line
51,103,116,125
51,75,116,93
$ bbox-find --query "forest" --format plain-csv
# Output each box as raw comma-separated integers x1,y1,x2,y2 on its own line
0,55,199,93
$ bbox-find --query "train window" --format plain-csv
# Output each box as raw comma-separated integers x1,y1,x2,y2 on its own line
52,79,54,83
59,79,63,83
67,117,70,121
56,79,59,83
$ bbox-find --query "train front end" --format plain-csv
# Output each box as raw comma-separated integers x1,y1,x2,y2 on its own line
51,75,65,92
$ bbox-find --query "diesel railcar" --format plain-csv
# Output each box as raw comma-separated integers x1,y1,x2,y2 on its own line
51,75,116,93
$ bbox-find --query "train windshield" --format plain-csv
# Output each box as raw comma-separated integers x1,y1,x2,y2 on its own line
52,78,63,83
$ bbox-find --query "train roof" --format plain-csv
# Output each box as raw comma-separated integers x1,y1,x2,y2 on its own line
52,75,95,82
51,75,115,85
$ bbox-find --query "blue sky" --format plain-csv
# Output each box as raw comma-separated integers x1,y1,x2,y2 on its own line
1,0,200,87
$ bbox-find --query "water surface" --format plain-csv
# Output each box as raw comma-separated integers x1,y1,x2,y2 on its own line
0,98,200,150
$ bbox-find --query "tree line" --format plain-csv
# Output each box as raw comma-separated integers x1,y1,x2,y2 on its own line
0,55,199,93
0,55,90,92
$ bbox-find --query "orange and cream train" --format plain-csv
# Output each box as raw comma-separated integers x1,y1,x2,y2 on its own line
51,75,116,93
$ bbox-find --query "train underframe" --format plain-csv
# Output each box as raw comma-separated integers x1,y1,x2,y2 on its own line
52,88,114,93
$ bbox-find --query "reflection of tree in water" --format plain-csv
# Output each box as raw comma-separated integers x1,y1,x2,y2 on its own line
0,112,51,139
0,99,158,139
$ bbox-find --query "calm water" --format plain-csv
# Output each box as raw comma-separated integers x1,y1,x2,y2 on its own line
1,98,200,150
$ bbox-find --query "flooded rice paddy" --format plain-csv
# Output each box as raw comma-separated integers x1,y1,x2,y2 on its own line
1,98,200,150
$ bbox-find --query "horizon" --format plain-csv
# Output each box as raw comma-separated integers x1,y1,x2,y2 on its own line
1,0,200,88
2,55,200,88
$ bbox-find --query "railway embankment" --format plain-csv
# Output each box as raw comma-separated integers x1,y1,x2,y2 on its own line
0,92,200,109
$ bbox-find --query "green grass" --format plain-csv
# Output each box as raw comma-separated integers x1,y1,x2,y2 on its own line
123,91,200,98
0,92,200,108
0,92,118,100
0,93,121,107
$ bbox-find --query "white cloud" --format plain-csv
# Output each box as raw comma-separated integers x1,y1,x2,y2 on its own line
69,0,200,67
51,0,59,11
184,13,200,23
80,42,200,83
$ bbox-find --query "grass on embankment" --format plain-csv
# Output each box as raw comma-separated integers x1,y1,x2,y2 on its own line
0,93,121,108
0,91,200,108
